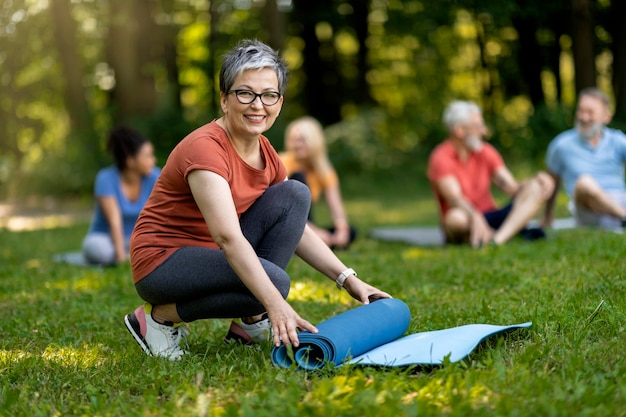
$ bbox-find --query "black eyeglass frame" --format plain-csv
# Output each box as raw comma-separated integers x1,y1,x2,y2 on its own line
227,89,282,106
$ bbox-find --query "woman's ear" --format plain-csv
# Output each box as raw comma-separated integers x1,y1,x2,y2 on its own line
220,92,228,114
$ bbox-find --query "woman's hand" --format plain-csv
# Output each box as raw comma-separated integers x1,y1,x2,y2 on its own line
267,300,318,347
330,227,351,249
115,251,128,265
342,275,392,305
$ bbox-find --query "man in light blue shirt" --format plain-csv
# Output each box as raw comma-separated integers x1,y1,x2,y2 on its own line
544,87,626,231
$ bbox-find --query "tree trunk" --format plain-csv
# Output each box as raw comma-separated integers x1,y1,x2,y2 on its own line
570,0,596,93
107,0,139,124
208,1,221,117
133,0,158,117
608,0,626,121
511,15,545,106
49,0,96,150
294,0,341,125
264,0,286,52
160,0,182,111
350,0,373,105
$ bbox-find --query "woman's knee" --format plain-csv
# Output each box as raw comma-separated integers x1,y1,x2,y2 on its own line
443,208,470,233
574,174,597,196
82,234,115,265
264,262,290,298
282,179,311,207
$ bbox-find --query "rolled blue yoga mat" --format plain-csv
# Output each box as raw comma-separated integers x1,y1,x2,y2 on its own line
271,298,411,370
271,298,532,370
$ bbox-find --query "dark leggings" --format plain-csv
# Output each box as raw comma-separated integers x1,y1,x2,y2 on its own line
134,180,311,322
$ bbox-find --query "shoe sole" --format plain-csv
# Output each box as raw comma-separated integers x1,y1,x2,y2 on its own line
124,313,153,357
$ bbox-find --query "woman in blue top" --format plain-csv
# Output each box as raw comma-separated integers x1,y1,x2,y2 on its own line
83,126,160,265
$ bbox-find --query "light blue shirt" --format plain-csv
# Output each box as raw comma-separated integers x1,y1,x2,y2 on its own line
546,127,626,197
88,165,160,238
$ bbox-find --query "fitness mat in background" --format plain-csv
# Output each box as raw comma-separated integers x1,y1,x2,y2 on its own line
271,298,531,370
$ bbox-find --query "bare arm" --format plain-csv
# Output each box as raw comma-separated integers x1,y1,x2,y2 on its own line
98,196,126,263
188,170,317,347
492,166,520,196
295,223,391,304
323,183,351,248
542,171,561,227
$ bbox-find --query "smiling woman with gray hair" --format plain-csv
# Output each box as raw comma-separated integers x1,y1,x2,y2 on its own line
123,39,391,360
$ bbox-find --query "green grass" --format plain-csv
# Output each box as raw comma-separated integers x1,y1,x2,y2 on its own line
1,171,625,416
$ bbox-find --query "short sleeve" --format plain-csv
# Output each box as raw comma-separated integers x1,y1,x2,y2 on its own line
427,147,453,182
94,168,118,198
483,144,505,173
545,138,562,175
617,130,626,161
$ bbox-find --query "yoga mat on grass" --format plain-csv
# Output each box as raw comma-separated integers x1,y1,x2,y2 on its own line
272,298,410,370
271,298,531,370
52,251,103,267
348,322,532,367
369,218,577,247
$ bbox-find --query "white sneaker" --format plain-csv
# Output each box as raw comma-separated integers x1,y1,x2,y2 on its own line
225,314,271,344
124,303,189,360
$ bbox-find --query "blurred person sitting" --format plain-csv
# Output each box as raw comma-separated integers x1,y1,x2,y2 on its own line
280,116,356,249
82,126,159,265
544,87,626,231
427,100,554,247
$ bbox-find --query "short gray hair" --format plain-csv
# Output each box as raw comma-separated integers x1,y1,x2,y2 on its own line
219,39,288,95
578,87,610,109
442,100,482,132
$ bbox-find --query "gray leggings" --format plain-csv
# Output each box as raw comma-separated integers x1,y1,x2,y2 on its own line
82,233,129,266
134,180,311,322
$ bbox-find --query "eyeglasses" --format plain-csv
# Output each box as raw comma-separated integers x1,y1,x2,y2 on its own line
228,89,282,106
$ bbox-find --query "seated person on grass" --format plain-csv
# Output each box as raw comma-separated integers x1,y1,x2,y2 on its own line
426,100,554,247
280,116,356,250
83,126,159,265
544,87,626,232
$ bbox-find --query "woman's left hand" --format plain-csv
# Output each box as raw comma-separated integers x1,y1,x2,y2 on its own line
331,228,351,249
342,275,392,304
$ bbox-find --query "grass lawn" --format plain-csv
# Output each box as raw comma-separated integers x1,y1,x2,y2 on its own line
1,168,625,416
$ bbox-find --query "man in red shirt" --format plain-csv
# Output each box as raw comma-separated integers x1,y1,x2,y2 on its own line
427,100,554,247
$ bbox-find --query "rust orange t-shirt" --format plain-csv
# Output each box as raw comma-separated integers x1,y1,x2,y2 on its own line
426,140,504,217
279,152,338,203
130,120,287,283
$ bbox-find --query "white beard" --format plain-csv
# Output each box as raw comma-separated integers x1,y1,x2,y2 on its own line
575,120,604,141
464,135,483,152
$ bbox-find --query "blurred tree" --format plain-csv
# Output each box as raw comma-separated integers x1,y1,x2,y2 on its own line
106,0,160,124
49,0,97,150
292,0,342,125
603,0,626,120
1,0,625,200
571,0,596,92
348,0,372,105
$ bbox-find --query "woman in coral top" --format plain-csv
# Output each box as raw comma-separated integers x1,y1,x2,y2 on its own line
123,39,391,360
281,116,356,249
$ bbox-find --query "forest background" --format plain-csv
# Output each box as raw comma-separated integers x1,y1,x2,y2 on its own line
1,0,625,201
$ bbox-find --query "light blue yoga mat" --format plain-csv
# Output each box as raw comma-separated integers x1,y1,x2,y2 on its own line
271,298,531,370
52,251,103,267
348,322,532,367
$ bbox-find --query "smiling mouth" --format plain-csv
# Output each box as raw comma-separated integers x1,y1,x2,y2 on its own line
246,115,265,121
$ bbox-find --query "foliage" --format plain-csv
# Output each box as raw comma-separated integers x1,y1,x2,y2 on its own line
1,174,624,416
0,0,624,199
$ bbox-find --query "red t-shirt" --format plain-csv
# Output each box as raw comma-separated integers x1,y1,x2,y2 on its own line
427,140,504,217
130,120,287,283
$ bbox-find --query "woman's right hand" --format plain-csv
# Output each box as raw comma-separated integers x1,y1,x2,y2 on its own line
267,301,318,347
